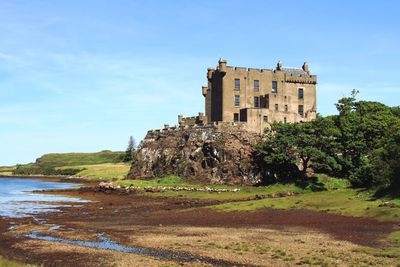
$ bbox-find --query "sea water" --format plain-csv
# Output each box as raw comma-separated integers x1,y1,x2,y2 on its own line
0,177,88,218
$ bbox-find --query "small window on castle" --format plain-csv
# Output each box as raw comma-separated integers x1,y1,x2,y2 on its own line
298,105,304,117
234,79,240,90
272,81,278,93
284,117,287,123
263,116,268,122
254,80,259,92
275,104,279,111
234,95,240,107
298,88,304,99
234,113,239,122
254,96,260,108
285,104,288,112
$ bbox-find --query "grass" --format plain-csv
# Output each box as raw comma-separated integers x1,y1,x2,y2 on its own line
116,176,312,200
57,163,131,179
0,166,16,175
35,150,124,167
3,151,127,179
117,175,188,187
211,187,400,221
0,256,36,267
354,230,400,261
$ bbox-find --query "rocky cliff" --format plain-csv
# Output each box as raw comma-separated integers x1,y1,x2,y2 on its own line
127,123,264,185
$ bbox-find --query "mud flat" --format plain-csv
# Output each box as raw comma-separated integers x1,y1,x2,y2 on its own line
1,182,399,266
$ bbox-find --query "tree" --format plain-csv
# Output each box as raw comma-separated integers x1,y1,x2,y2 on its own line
369,119,400,194
257,122,302,183
123,136,136,162
333,91,399,187
256,90,400,195
257,117,340,184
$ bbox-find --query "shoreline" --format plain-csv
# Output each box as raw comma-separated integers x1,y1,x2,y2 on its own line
0,174,97,185
1,179,399,266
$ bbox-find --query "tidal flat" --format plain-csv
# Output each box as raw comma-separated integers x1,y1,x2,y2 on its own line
1,177,400,266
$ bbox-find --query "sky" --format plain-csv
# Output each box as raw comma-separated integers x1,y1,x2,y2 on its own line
0,0,399,165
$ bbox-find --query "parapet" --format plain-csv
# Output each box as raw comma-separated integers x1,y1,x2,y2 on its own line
178,112,208,127
144,121,254,142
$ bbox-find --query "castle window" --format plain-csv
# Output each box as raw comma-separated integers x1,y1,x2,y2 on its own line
285,104,288,112
298,105,304,116
284,117,287,123
275,104,279,111
298,88,304,99
234,95,240,107
234,113,239,122
234,79,240,90
263,116,268,122
263,94,269,109
254,96,260,108
254,80,259,92
272,81,278,93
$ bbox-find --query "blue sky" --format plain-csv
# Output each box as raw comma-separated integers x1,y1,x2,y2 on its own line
0,0,399,165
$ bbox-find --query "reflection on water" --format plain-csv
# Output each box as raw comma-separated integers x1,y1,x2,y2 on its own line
0,177,89,218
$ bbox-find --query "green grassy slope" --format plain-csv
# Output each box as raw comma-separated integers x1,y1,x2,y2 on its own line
57,163,131,179
3,150,128,179
35,150,124,167
119,175,400,221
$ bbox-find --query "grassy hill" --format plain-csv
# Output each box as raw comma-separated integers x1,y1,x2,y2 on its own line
34,150,125,167
57,163,130,179
5,150,130,179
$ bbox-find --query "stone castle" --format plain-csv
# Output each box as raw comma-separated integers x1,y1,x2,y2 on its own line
178,59,317,133
128,59,318,184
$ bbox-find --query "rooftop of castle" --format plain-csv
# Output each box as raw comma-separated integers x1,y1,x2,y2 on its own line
213,59,315,78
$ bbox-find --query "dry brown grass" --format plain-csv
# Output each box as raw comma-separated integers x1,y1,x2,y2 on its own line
6,222,400,266
121,225,400,266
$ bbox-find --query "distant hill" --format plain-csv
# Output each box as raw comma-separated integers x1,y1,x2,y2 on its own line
8,150,126,177
34,150,125,167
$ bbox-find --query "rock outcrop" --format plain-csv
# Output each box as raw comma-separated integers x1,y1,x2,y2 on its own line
127,123,264,185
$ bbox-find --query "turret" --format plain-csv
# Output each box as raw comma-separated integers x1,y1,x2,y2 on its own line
202,86,208,97
207,68,214,80
218,58,227,73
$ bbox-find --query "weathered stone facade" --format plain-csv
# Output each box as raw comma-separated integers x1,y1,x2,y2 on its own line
180,59,317,133
127,123,263,185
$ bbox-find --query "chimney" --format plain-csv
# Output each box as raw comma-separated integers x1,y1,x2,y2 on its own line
276,60,283,71
302,62,309,73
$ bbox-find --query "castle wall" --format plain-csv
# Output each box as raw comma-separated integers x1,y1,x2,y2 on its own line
203,59,317,133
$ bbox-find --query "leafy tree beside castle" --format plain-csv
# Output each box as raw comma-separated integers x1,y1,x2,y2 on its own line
257,90,400,194
257,116,340,184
